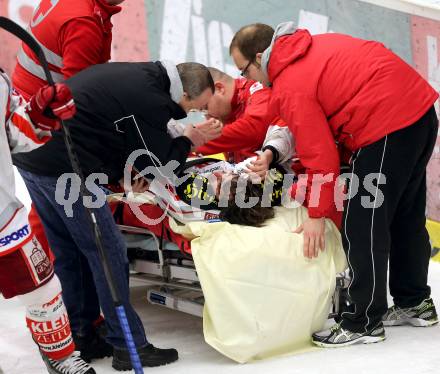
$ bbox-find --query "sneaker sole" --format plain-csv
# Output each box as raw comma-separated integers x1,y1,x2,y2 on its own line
383,318,439,327
312,335,386,348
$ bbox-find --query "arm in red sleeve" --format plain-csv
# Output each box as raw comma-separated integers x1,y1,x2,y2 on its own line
196,89,272,155
58,18,106,79
279,92,340,218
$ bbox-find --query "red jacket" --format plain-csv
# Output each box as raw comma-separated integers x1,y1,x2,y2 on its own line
197,78,279,162
268,29,438,218
12,0,121,100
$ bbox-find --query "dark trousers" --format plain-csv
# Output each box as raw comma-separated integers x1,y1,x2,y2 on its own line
341,106,438,333
18,169,148,349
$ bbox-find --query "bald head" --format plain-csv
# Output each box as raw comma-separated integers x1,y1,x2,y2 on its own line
229,23,274,61
208,67,234,83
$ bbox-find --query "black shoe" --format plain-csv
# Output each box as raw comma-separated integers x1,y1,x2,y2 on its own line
40,351,96,374
112,344,178,371
92,316,108,340
73,331,113,363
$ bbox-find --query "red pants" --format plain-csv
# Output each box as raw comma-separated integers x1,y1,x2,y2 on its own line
0,205,54,298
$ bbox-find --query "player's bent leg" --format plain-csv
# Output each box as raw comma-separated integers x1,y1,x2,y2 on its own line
0,215,95,373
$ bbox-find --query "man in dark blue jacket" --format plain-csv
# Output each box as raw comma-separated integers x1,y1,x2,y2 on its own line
13,61,218,371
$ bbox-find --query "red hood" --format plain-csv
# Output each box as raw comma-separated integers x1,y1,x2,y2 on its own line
95,0,122,19
267,29,313,82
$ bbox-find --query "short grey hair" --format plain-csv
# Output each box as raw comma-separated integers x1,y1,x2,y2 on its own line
177,62,214,99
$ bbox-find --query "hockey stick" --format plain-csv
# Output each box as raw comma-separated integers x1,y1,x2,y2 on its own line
0,16,144,374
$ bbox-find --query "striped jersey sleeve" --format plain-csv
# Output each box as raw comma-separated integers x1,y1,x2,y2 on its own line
1,72,52,154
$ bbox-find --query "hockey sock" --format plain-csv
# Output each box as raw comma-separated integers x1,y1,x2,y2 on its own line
18,276,75,360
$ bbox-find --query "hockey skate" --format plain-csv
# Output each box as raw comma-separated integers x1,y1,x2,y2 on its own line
40,351,95,374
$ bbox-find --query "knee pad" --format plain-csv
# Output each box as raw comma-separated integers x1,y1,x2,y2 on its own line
18,276,75,360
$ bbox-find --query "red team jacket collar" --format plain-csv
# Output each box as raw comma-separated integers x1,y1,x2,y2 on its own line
94,0,122,21
228,78,248,123
229,79,241,112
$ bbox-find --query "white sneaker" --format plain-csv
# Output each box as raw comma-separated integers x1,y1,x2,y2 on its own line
383,298,438,327
312,322,385,348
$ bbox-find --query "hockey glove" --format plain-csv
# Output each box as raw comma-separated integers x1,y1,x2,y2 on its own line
26,83,76,131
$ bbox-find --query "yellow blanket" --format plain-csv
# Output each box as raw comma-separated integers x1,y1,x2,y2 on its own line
170,204,347,363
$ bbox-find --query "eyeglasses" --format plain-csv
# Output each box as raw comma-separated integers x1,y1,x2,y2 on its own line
240,60,253,77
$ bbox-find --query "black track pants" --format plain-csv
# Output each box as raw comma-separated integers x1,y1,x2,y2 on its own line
340,106,438,333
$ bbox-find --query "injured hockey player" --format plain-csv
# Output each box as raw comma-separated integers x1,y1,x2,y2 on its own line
106,132,348,364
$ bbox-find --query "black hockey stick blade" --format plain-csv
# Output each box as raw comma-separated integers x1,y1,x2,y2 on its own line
0,16,54,85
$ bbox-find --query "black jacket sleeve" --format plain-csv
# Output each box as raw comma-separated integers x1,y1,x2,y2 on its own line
123,111,192,179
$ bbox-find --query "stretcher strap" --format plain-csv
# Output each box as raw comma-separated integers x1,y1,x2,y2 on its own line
184,157,224,169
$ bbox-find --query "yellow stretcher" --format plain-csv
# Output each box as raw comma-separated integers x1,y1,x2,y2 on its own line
427,219,440,262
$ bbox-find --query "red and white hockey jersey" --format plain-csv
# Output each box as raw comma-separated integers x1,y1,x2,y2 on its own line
0,71,53,298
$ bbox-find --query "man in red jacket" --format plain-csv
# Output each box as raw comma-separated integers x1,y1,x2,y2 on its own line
196,67,288,175
230,23,438,347
13,0,124,99
12,0,126,363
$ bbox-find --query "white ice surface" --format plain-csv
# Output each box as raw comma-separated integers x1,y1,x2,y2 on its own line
1,173,439,374
1,263,439,374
